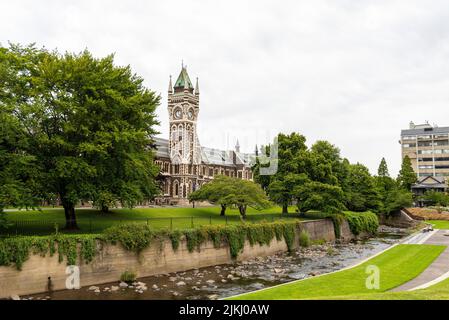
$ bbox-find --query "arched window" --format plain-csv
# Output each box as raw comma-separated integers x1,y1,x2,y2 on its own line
173,181,179,197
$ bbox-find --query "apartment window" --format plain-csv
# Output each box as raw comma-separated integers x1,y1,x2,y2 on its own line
402,136,416,140
418,157,433,162
418,150,433,155
418,165,434,169
418,135,432,139
435,165,449,169
418,141,432,147
402,143,416,148
419,173,430,177
434,141,449,146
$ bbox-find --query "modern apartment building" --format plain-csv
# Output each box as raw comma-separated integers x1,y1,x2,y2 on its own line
400,122,449,181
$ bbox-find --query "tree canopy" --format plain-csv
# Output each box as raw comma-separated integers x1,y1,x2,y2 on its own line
0,44,160,228
188,175,271,218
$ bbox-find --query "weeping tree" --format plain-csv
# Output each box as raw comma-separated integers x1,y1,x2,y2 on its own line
0,44,160,229
189,175,271,218
188,175,235,216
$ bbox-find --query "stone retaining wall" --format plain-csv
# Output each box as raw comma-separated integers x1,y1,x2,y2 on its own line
0,219,355,298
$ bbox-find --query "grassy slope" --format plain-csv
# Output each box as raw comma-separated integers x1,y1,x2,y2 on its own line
428,220,449,230
230,244,446,300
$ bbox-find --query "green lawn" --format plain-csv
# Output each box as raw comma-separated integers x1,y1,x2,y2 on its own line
326,276,449,300
428,220,449,230
230,244,446,300
1,206,302,235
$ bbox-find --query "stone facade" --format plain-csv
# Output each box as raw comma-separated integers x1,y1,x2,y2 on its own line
152,66,254,205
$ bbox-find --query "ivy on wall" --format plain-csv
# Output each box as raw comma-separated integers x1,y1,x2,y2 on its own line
0,215,378,271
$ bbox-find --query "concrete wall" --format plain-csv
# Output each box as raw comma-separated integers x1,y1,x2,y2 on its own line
0,219,354,298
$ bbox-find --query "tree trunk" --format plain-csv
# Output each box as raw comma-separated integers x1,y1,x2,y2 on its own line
282,203,288,214
101,205,109,214
238,205,247,219
220,204,227,216
63,203,79,230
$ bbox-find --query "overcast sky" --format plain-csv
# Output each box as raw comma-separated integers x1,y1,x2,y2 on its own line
2,0,449,175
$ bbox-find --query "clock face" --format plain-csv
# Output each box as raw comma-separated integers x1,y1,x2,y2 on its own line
174,108,182,119
187,109,194,120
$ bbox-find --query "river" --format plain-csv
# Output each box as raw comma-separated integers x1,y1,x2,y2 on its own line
22,226,407,300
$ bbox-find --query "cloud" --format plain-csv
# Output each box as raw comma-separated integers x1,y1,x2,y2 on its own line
2,0,449,175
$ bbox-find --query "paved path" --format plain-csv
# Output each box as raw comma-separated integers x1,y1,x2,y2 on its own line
391,229,449,292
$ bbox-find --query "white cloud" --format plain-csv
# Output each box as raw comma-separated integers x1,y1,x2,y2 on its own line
2,0,449,175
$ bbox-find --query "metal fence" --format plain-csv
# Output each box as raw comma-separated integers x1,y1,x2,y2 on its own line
0,214,302,236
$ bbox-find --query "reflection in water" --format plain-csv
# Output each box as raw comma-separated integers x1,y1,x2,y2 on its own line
23,227,407,300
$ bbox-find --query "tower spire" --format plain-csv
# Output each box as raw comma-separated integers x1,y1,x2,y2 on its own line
195,77,199,95
235,139,240,153
168,75,173,93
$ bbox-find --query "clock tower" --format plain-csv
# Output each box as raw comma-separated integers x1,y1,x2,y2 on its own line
168,65,200,164
167,65,201,199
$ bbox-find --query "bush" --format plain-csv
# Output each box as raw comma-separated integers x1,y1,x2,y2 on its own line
120,270,136,283
298,230,310,247
103,223,153,253
343,211,379,235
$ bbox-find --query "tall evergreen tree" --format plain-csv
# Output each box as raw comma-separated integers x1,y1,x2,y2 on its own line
377,157,390,177
397,155,417,191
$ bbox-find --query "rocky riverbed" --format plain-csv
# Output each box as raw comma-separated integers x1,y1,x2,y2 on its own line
19,226,407,300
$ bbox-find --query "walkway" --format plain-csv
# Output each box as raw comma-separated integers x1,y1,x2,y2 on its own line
392,229,449,292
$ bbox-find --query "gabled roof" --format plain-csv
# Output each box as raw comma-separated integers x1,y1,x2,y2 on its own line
152,136,255,167
412,175,448,189
417,175,445,185
174,67,193,89
201,147,235,166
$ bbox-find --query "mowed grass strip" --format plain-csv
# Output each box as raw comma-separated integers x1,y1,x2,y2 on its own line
230,244,446,300
325,275,449,300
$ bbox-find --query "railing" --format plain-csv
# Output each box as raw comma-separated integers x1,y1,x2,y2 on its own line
0,214,303,237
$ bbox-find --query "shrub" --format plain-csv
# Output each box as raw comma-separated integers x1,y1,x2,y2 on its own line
343,211,379,235
120,270,136,283
103,223,153,253
298,230,310,247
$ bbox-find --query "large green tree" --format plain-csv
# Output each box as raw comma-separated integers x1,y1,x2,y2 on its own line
295,181,345,214
397,155,417,191
255,133,309,214
0,44,160,229
0,45,43,222
343,163,381,212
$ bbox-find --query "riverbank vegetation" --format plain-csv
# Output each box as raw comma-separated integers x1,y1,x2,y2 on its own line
0,220,308,270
